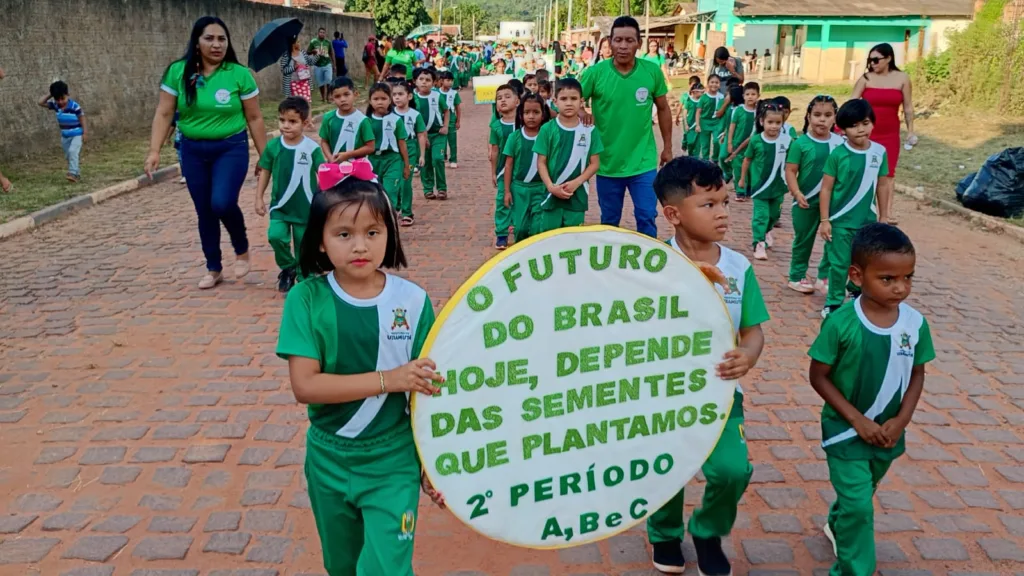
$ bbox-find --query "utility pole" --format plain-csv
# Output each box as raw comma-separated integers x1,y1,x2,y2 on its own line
438,0,443,39
586,0,592,43
567,0,573,44
644,0,650,47
554,0,559,43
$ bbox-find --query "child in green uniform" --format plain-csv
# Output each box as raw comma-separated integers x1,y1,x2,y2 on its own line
523,74,539,95
650,156,767,576
809,223,933,576
537,80,555,116
502,93,552,243
741,101,791,261
784,95,842,295
255,97,325,293
724,82,760,200
412,67,451,200
319,77,376,164
774,95,799,139
366,83,410,217
438,71,462,168
819,99,890,318
717,84,744,183
278,162,446,576
533,79,603,234
392,81,427,226
489,84,520,249
695,75,725,161
676,83,703,156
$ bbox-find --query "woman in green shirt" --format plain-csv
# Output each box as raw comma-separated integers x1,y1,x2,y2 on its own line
378,36,416,81
145,16,268,290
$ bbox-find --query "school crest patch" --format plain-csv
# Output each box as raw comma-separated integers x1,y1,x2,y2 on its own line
392,308,410,330
897,331,914,357
635,87,649,104
398,509,416,541
297,152,310,165
727,277,740,295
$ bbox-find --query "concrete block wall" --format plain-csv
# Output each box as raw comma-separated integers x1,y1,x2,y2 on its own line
0,0,374,158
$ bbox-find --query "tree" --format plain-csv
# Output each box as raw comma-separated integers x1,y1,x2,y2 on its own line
350,0,431,37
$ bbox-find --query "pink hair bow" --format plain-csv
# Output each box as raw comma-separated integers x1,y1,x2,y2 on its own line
317,158,378,190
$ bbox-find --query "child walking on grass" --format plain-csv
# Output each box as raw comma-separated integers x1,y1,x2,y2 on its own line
39,81,87,182
650,156,767,576
741,100,792,261
809,223,933,576
533,79,602,235
255,97,325,293
319,77,375,164
277,161,445,576
502,93,552,244
785,95,843,295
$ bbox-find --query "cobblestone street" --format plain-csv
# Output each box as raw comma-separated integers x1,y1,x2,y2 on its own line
2,98,1024,576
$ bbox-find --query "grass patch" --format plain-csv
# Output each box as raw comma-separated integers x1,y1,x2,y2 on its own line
0,134,178,224
0,99,342,225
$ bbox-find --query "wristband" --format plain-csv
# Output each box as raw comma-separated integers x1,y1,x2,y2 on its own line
378,370,386,394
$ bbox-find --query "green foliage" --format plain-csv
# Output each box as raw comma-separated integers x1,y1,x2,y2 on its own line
911,0,1024,115
348,0,430,37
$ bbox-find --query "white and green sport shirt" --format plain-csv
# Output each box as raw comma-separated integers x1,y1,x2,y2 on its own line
277,274,435,438
668,240,770,418
809,298,935,460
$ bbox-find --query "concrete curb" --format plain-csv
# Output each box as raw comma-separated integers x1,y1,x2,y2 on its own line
0,123,302,242
895,183,1024,245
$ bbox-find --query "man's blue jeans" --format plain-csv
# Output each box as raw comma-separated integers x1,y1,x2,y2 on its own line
595,170,659,238
180,131,250,272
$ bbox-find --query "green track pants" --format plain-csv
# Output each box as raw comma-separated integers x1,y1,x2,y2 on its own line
826,455,892,576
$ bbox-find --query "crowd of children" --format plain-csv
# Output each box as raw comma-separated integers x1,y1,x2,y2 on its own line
259,38,930,576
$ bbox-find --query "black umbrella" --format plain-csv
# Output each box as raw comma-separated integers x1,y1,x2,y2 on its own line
248,17,304,72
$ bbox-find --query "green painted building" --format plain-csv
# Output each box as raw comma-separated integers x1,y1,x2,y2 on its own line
689,0,975,81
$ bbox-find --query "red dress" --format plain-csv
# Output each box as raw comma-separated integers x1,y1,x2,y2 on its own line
862,87,903,177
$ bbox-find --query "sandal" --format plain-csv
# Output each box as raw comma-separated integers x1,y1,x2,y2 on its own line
198,272,223,290
425,192,437,200
400,216,414,227
436,191,448,200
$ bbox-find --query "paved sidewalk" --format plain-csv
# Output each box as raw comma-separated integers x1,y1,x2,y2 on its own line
1,98,1024,576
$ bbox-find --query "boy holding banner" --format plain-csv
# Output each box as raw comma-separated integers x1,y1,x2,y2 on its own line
650,156,768,576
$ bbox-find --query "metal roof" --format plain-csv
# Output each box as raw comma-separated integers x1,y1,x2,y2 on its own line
733,0,974,17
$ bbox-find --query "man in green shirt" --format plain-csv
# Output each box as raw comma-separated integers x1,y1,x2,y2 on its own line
308,28,335,103
580,16,673,238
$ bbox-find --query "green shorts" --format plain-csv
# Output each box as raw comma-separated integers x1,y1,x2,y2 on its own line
531,207,586,236
305,423,422,576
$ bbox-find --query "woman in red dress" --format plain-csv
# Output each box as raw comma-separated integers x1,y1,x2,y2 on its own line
852,43,916,224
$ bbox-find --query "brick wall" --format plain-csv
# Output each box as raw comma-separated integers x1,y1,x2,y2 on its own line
0,0,374,159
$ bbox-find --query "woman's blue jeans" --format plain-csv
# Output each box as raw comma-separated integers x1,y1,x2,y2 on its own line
180,132,250,272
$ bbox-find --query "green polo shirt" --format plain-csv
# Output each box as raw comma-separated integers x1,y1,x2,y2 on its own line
308,38,332,67
580,58,667,178
160,60,259,141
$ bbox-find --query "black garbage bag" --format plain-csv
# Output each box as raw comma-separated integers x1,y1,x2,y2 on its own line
954,147,1024,218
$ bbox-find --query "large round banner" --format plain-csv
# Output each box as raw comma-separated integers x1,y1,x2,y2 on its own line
412,226,736,549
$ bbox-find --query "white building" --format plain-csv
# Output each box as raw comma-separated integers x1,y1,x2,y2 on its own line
499,21,535,41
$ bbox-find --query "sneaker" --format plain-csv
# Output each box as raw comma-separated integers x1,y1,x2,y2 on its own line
788,278,816,294
823,522,838,557
821,304,841,319
179,176,187,184
495,236,508,250
753,242,768,260
198,272,223,290
692,536,732,576
814,278,828,293
66,173,80,183
449,162,458,169
651,539,685,574
765,230,775,248
277,270,291,293
234,254,251,279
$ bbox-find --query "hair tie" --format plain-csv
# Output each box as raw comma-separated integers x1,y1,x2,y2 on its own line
317,158,378,190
